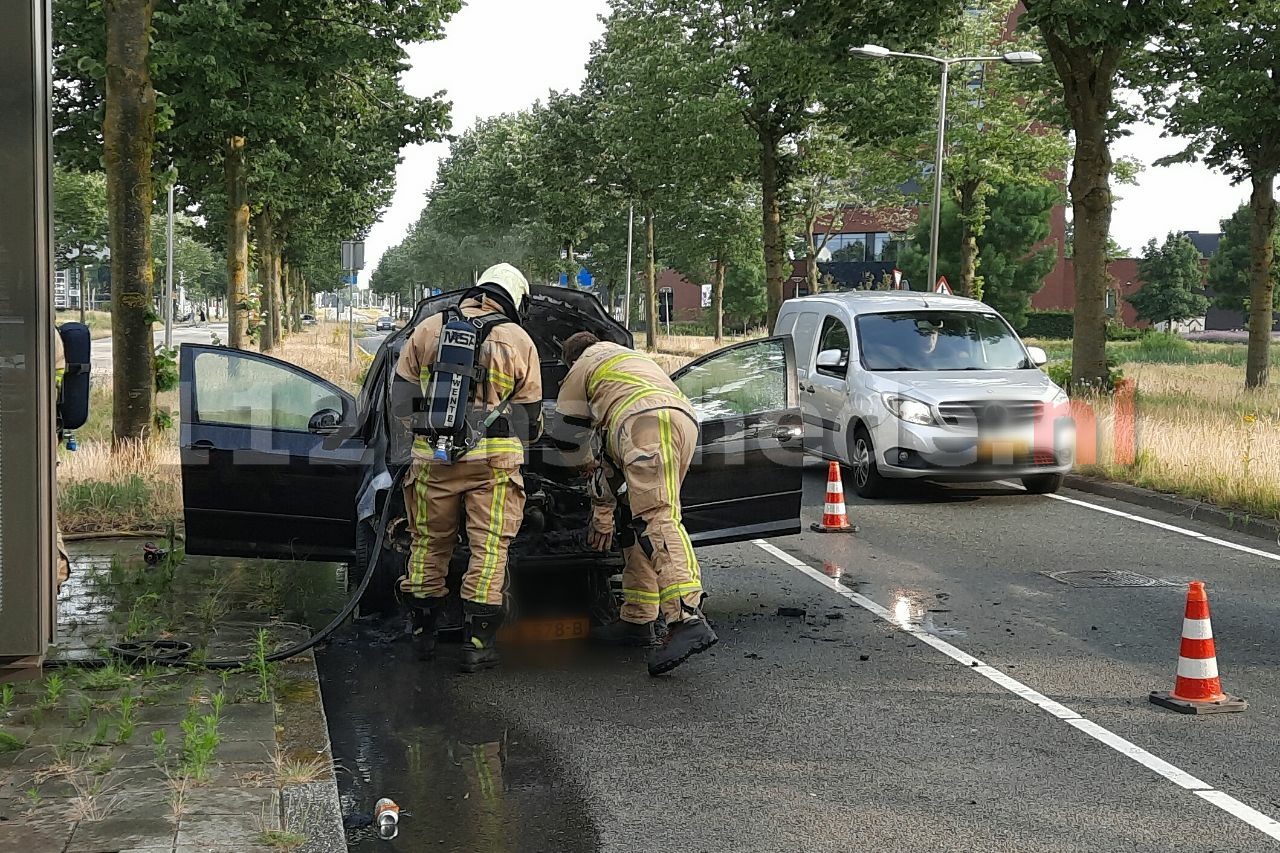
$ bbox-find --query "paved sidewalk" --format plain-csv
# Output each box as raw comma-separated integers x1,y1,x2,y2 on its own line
0,540,346,853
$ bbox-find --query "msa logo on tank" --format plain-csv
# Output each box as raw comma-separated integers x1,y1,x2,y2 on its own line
441,328,477,349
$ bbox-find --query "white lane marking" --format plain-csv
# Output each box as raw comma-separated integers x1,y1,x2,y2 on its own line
751,538,1280,843
996,481,1280,564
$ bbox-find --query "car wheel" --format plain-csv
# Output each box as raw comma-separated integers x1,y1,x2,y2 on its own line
353,519,401,616
1021,473,1064,495
848,426,890,499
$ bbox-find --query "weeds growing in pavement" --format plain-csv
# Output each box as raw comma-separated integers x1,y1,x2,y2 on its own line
179,691,224,782
68,773,120,821
115,694,137,744
24,787,42,806
69,696,92,727
166,772,189,820
254,805,307,850
0,683,14,715
39,673,67,709
152,729,169,767
272,750,329,786
89,715,113,746
78,664,131,693
249,629,275,703
0,730,24,753
88,753,116,775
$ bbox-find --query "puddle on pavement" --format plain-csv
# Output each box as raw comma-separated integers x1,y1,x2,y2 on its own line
318,620,599,853
889,592,967,637
56,538,349,661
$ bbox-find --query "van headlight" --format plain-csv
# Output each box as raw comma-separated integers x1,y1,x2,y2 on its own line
883,395,936,426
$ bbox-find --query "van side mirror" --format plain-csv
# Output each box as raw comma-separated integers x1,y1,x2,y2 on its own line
1026,346,1048,367
816,349,844,369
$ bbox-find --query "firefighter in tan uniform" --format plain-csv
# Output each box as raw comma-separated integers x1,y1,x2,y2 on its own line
393,264,543,672
555,331,717,676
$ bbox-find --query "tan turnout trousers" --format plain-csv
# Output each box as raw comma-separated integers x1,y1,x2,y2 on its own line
614,409,701,624
401,461,524,606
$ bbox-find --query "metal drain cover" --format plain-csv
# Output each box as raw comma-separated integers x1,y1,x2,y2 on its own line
1043,569,1179,588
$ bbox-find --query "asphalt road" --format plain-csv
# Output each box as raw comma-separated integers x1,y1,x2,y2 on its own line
319,468,1280,852
89,323,228,377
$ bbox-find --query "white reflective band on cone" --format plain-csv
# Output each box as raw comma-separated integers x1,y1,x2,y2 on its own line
1177,656,1220,680
824,503,845,515
1182,618,1214,640
827,481,843,494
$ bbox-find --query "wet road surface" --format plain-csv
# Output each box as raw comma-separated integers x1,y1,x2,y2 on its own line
317,466,1280,851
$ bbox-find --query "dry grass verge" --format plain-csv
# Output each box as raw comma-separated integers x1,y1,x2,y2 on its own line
1076,363,1280,519
58,439,182,534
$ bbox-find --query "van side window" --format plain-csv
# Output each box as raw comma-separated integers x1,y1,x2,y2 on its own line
815,316,850,379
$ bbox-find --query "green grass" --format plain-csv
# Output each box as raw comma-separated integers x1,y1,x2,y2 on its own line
0,730,25,753
1028,334,1280,368
77,664,132,693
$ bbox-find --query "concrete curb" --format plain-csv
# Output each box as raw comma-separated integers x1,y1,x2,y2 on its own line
1064,474,1280,545
275,645,346,853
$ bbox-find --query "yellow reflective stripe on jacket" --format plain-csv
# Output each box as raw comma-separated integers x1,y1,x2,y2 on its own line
488,367,515,394
412,436,524,458
660,410,699,585
586,353,636,395
606,387,668,434
623,587,661,604
659,581,703,602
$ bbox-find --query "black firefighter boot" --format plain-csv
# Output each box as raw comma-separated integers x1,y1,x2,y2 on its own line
647,602,718,676
460,601,504,673
589,619,658,647
406,596,444,661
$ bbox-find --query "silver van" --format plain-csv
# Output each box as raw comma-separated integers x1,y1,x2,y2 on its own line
773,290,1075,498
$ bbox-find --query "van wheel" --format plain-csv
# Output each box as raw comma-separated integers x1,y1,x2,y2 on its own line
353,519,401,617
1021,473,1064,495
848,426,889,499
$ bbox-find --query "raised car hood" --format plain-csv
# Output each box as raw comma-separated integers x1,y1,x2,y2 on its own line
877,370,1057,401
408,284,632,355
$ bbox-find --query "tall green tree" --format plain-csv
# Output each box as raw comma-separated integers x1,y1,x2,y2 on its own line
900,181,1061,328
52,167,109,322
1140,2,1280,388
1207,204,1280,318
673,0,960,330
1129,233,1210,328
1019,0,1194,391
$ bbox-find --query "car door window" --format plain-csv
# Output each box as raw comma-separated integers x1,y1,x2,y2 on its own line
193,350,345,431
815,316,850,379
674,338,788,421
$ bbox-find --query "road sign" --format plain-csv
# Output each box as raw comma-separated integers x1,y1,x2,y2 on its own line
934,276,952,296
343,273,357,285
341,240,365,271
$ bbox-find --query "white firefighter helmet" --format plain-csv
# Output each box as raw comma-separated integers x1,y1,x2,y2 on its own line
477,263,531,314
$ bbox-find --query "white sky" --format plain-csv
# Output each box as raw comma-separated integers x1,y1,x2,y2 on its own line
362,0,1253,274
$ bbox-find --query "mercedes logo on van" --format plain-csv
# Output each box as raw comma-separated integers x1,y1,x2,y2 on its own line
983,402,1008,428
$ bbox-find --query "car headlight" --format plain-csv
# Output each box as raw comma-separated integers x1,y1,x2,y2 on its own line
883,395,936,426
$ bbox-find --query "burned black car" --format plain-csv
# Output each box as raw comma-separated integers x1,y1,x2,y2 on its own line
177,285,804,633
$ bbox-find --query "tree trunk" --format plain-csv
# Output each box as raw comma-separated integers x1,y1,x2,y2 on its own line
958,180,980,300
1068,114,1113,391
566,241,576,287
713,255,726,344
254,210,276,352
78,263,88,323
1245,171,1277,389
225,136,250,349
760,133,786,330
644,208,657,352
290,267,302,333
104,0,157,444
273,252,284,344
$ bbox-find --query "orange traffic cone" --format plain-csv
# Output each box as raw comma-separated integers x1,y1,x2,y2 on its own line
810,461,857,534
1149,581,1246,714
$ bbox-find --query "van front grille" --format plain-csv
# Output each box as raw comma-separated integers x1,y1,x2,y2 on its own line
937,400,1042,429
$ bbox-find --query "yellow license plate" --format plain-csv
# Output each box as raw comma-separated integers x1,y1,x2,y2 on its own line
977,439,1028,463
499,616,591,643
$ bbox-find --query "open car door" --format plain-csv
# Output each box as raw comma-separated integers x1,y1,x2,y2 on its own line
178,344,369,561
671,336,804,545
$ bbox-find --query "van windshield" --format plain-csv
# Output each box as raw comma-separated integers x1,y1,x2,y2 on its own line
855,311,1030,372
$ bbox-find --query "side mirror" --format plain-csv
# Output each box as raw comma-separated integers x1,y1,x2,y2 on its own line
1026,346,1048,367
308,408,342,434
816,349,844,369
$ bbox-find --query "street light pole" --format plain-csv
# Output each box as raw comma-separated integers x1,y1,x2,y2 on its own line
164,183,174,348
624,203,634,327
928,60,950,293
849,45,1041,293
